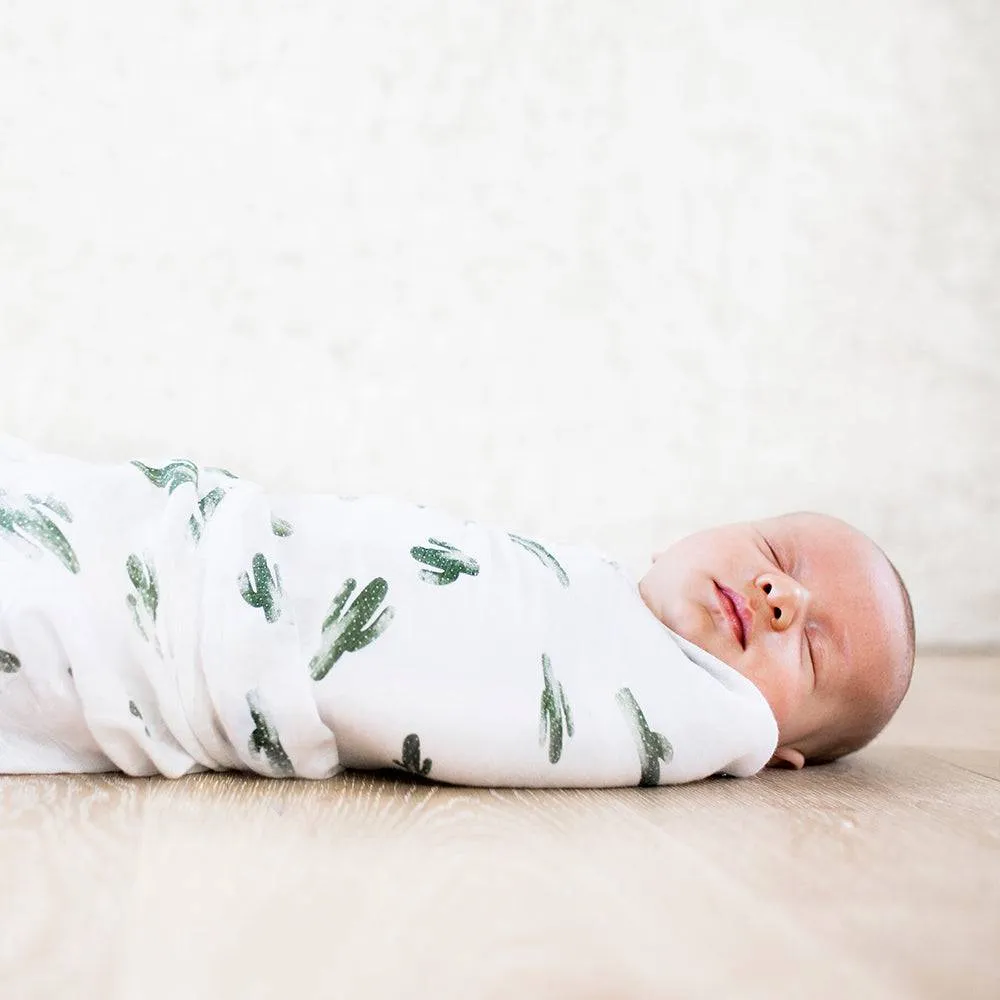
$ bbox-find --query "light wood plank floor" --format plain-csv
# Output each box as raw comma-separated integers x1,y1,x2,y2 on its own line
1,654,997,1000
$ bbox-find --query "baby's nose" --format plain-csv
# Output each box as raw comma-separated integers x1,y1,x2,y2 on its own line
755,572,809,631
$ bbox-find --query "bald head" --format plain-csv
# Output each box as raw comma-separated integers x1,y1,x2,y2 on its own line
638,509,916,770
807,540,916,763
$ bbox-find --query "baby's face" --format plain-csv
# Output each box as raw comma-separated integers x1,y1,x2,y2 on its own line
638,512,910,767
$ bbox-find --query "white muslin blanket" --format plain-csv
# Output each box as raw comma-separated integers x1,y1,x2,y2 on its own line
0,437,778,786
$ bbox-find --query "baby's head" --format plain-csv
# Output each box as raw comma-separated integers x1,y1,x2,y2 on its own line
639,512,914,769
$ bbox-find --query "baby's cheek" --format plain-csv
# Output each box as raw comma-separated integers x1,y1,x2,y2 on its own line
641,585,710,649
677,602,732,663
741,658,799,732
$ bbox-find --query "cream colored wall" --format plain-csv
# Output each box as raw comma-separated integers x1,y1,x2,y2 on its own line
0,2,997,647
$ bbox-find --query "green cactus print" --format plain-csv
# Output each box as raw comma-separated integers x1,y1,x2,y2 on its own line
246,690,295,777
508,533,570,587
239,553,284,623
131,459,200,494
199,488,226,518
538,653,575,764
204,466,238,479
393,733,433,777
0,491,79,574
308,577,395,681
126,553,160,649
616,687,673,787
128,699,151,737
132,458,236,543
0,649,20,674
270,515,294,537
188,486,230,542
27,494,72,521
410,537,480,586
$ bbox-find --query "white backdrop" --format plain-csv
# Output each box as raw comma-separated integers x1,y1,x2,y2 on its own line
0,2,997,647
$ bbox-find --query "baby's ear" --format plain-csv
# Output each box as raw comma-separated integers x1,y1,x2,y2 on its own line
767,746,806,770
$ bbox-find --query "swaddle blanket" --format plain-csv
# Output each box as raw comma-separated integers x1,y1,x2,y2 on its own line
0,437,778,786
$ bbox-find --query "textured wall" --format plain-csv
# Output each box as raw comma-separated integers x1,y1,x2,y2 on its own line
0,2,997,647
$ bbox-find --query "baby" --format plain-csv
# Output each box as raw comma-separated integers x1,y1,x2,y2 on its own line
639,512,916,769
0,439,915,785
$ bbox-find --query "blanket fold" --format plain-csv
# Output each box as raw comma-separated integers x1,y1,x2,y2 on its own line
0,437,778,786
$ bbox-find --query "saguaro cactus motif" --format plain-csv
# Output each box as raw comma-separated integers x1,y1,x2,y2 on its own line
615,687,673,787
126,553,160,650
270,516,294,538
239,553,284,623
128,699,151,737
0,649,20,674
205,466,238,480
0,491,79,573
132,458,235,542
508,533,570,587
308,577,395,681
246,690,295,777
189,486,230,542
393,733,433,777
410,537,480,586
538,653,575,764
131,459,200,494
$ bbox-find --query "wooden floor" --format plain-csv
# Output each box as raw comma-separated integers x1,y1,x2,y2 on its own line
1,654,997,1000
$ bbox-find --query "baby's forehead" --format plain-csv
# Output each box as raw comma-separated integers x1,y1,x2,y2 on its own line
773,510,855,537
767,512,879,565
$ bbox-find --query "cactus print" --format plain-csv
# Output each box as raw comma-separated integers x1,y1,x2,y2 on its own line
616,687,673,787
393,733,432,776
508,533,569,587
246,690,295,777
189,486,230,542
538,653,574,764
198,487,227,520
0,491,79,573
131,459,200,494
0,441,774,787
128,699,151,737
309,577,395,681
270,516,294,537
411,537,480,586
239,553,284,623
132,458,235,543
126,553,160,650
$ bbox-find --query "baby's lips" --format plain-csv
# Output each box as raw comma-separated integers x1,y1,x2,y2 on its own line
730,587,756,645
716,583,753,648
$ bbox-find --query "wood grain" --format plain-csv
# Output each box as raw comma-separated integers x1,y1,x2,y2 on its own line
1,654,997,999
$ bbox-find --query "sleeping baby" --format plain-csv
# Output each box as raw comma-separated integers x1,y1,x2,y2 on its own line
0,437,914,786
